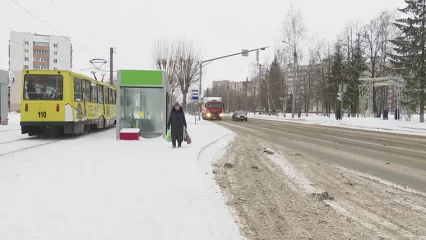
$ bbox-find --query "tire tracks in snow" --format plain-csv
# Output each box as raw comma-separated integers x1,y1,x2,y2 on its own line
196,133,230,162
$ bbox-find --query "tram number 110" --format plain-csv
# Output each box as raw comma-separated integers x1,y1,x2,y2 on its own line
38,111,47,118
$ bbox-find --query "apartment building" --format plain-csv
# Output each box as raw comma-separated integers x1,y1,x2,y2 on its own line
8,31,73,111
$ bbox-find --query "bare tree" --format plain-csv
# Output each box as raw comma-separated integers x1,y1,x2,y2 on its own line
307,34,328,115
151,39,178,104
174,39,201,109
281,5,307,117
363,10,397,116
300,45,321,116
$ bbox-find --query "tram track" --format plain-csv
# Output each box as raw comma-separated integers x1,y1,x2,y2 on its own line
0,128,114,157
0,138,65,157
0,128,20,133
0,137,37,144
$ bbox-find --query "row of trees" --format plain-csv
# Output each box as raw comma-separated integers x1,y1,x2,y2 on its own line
151,39,201,109
152,1,426,122
240,2,425,122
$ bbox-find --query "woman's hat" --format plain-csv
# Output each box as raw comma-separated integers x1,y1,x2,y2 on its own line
173,102,180,107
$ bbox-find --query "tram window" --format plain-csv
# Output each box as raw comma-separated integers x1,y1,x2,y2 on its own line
108,89,113,104
112,90,116,104
91,83,97,103
111,90,115,104
23,74,63,100
73,78,82,102
97,84,103,104
105,87,109,104
82,80,91,102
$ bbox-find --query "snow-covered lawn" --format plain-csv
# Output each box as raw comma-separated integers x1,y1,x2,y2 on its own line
244,112,426,136
0,113,243,240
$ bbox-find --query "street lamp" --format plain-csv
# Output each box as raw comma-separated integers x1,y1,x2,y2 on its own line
282,40,297,118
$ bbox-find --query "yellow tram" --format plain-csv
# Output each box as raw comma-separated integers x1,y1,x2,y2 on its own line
20,70,116,136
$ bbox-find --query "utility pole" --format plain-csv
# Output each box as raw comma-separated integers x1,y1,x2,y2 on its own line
245,77,248,112
258,63,262,114
292,50,297,118
110,47,114,85
198,65,202,120
282,40,298,119
227,83,230,113
337,83,346,119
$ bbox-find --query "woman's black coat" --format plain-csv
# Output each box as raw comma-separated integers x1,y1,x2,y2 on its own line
167,107,187,142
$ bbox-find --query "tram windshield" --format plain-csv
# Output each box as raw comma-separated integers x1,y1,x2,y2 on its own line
23,74,63,100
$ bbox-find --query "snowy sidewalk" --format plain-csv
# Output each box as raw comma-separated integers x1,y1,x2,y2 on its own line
0,114,243,240
246,113,426,136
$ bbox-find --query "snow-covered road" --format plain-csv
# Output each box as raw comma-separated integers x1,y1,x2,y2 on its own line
243,112,426,136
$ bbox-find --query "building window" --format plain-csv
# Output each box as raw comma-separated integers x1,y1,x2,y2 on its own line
24,41,29,45
25,49,29,53
34,57,49,62
53,59,58,63
53,67,58,70
34,65,49,70
33,49,49,54
53,43,58,47
24,65,29,69
24,57,29,61
34,42,49,47
54,51,57,55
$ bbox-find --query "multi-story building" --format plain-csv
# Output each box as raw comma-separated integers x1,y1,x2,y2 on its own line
8,31,73,111
212,80,250,93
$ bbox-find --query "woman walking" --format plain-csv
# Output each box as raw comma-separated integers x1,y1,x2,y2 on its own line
167,102,187,148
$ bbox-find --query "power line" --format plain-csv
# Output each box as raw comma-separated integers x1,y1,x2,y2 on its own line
47,0,112,49
10,0,105,59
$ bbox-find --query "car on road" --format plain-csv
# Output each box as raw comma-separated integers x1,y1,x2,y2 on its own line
232,111,248,121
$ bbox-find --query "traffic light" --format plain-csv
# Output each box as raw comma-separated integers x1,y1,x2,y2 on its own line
337,93,343,101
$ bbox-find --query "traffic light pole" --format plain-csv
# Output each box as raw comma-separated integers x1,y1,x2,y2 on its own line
340,92,344,119
197,46,270,120
337,83,346,119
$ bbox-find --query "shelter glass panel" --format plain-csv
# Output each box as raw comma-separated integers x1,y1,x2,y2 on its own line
119,87,163,138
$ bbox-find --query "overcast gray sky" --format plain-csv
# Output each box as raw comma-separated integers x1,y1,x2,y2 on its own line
1,0,403,89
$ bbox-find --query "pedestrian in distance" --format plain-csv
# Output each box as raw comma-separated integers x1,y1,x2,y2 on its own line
383,108,389,120
167,102,187,148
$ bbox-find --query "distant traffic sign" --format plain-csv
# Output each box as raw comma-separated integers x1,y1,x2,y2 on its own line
242,49,249,57
192,89,199,100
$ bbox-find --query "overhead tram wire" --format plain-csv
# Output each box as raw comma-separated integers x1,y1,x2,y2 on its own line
48,0,112,49
10,0,106,60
